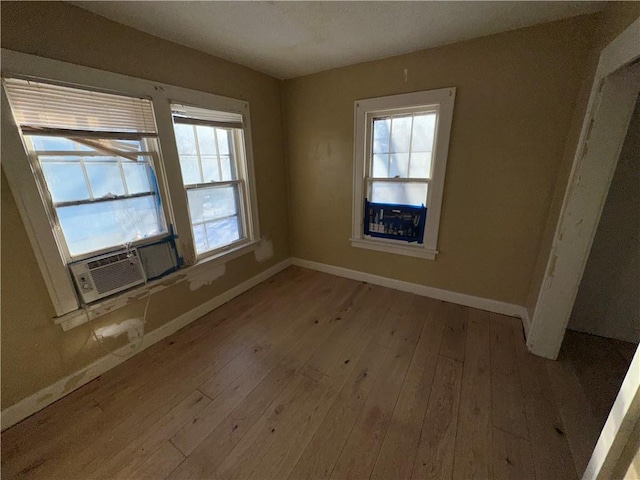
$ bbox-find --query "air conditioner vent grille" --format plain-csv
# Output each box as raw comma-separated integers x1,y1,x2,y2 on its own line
90,259,144,295
87,251,131,269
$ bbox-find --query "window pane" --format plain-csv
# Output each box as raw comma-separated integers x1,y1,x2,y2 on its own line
216,129,230,155
123,163,152,194
57,195,166,256
196,125,216,155
370,181,428,206
201,156,221,183
41,162,90,203
389,153,409,178
187,185,238,223
31,136,79,151
390,115,412,153
411,113,436,152
193,224,208,254
220,155,235,181
203,216,242,252
372,153,388,177
373,118,390,154
179,155,201,185
86,163,125,198
409,152,432,179
174,123,197,155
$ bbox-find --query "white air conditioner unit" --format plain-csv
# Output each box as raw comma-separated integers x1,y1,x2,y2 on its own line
69,249,146,304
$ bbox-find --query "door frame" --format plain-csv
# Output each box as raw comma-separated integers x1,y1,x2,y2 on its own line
527,18,640,360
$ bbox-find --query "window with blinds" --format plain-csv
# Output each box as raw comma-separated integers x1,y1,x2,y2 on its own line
3,78,168,260
171,103,248,257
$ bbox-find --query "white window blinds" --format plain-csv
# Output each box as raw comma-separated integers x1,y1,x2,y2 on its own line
3,78,157,136
172,103,243,129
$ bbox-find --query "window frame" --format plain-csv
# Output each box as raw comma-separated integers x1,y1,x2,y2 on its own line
351,88,456,260
170,111,256,260
1,49,261,319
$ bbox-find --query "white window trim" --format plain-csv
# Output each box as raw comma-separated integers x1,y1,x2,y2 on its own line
351,88,456,260
1,49,261,322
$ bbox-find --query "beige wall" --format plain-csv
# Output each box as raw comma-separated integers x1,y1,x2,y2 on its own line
0,2,290,409
569,96,640,343
284,14,597,306
525,2,640,319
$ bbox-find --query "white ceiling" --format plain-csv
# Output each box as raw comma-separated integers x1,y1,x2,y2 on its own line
72,1,605,80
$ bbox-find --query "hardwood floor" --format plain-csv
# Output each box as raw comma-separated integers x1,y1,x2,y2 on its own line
1,266,636,480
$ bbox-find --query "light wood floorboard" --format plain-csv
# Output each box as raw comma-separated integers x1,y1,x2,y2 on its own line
1,266,635,480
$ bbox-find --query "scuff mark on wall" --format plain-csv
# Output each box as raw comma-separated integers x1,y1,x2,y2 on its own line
62,371,87,395
36,392,53,405
93,318,145,344
254,238,274,263
188,263,226,291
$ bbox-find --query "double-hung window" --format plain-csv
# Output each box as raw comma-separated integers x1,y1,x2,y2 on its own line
171,104,252,258
352,88,456,259
3,78,168,261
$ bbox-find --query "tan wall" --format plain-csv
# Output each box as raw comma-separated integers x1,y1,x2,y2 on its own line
0,2,290,409
284,14,598,306
525,2,640,319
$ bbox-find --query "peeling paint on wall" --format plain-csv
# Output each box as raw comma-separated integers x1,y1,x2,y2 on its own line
93,318,145,344
188,263,226,291
254,238,274,263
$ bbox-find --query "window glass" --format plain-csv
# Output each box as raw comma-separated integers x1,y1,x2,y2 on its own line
390,115,412,153
123,163,152,194
187,185,238,222
201,156,221,183
205,217,242,251
173,110,248,257
86,163,126,198
57,195,165,256
370,181,428,207
36,142,166,257
196,126,216,155
389,153,409,178
179,155,202,185
369,111,437,207
411,113,436,153
186,185,242,254
41,162,90,203
174,123,197,155
373,118,390,154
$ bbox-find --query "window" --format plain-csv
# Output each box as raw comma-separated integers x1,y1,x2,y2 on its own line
171,104,252,258
1,50,261,320
352,88,456,259
3,78,168,261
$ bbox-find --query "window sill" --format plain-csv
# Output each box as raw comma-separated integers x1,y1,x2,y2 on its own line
350,237,438,260
54,239,260,331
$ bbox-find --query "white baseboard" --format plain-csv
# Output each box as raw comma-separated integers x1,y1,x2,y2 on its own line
291,257,529,329
0,258,291,431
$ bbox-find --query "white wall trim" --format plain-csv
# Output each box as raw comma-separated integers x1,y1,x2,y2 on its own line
0,258,291,431
291,257,528,326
